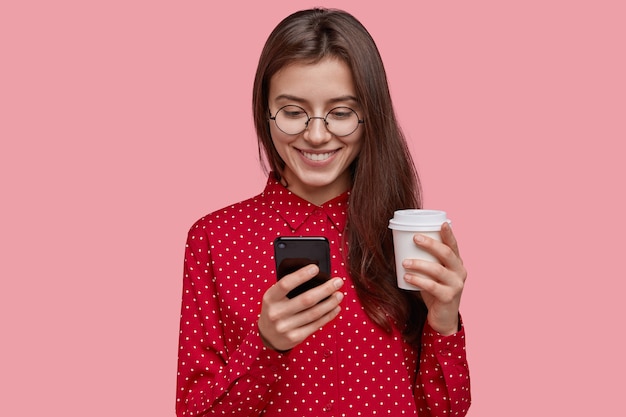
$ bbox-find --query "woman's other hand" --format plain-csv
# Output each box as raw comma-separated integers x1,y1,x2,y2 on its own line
402,222,467,336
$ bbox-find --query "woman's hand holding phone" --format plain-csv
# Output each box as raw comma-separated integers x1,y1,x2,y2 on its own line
258,265,344,352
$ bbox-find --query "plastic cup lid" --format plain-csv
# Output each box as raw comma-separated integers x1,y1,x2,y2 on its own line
388,209,451,231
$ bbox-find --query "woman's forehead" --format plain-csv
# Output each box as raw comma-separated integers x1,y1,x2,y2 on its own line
269,58,357,105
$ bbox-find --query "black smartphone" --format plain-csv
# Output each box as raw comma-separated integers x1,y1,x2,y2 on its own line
274,236,331,299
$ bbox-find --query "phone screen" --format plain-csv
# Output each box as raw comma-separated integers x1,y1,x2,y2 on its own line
274,236,331,298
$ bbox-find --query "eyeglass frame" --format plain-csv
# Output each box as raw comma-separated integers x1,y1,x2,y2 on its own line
268,104,365,137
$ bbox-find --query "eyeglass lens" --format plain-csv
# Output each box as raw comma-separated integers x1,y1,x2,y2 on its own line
272,105,361,136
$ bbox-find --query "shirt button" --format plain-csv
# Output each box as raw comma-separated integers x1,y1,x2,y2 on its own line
313,209,322,216
323,349,333,358
323,403,333,412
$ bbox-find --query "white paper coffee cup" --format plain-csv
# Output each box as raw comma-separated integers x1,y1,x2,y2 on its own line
388,209,451,291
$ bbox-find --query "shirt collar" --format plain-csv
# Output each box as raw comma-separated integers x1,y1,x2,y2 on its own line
262,175,350,232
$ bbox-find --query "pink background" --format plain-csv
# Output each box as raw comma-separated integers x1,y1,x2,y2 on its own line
1,1,624,415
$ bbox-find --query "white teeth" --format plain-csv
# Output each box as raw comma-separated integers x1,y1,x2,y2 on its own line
302,151,334,161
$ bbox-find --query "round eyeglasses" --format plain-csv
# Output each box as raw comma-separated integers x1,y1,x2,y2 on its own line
269,105,364,137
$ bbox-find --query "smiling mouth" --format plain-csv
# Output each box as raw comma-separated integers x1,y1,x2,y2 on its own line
300,150,338,162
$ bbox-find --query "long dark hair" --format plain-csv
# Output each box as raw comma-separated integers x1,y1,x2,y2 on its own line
252,8,427,346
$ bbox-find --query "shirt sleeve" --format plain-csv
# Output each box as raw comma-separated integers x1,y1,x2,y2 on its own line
176,227,290,416
414,320,471,417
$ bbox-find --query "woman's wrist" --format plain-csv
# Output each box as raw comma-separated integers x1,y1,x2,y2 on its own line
427,312,461,336
259,325,291,353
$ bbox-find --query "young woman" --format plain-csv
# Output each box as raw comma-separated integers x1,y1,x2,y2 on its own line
176,8,470,416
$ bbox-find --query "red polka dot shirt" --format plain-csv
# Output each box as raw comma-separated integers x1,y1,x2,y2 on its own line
176,176,471,416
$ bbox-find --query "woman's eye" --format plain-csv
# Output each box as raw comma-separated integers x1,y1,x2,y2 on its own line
281,106,307,119
329,108,353,119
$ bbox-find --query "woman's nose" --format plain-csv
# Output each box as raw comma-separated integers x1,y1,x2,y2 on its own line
304,117,332,144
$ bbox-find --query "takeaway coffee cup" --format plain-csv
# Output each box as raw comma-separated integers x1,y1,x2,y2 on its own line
388,209,451,291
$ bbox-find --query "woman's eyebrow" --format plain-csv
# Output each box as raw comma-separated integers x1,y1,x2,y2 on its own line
273,94,307,103
328,95,359,104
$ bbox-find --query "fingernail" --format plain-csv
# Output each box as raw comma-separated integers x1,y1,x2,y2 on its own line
335,292,344,302
402,259,411,268
414,234,425,243
308,265,318,275
333,278,344,289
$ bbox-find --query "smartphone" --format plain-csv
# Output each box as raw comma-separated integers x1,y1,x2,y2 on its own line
274,236,331,299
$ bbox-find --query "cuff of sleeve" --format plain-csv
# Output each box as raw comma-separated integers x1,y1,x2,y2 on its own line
228,328,290,383
420,318,471,409
421,318,467,365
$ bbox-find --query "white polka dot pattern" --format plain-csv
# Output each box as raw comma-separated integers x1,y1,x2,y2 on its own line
176,177,470,416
